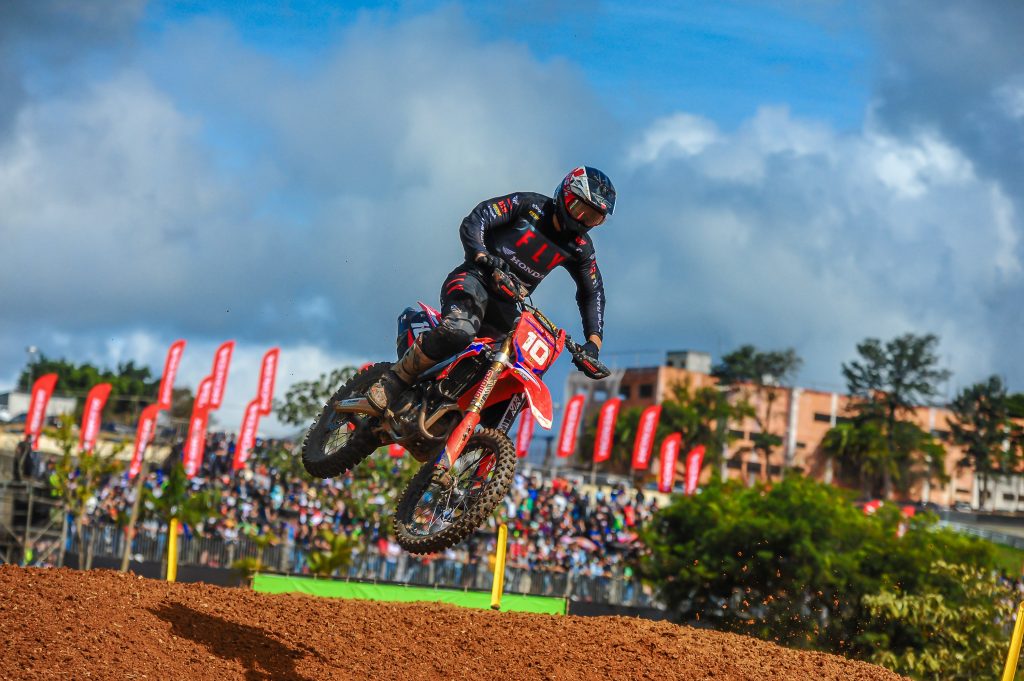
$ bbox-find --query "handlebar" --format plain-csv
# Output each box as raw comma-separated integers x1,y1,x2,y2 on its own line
496,270,611,380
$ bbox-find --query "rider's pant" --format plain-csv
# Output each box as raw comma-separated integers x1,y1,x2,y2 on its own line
419,264,518,361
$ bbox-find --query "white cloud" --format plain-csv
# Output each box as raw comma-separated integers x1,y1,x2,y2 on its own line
2,1,1024,423
627,112,719,166
865,129,973,199
620,105,1022,387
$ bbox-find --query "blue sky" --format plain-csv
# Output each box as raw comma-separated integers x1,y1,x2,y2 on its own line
144,0,873,129
2,0,1023,436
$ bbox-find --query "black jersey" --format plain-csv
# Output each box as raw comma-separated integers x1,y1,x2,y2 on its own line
458,192,605,340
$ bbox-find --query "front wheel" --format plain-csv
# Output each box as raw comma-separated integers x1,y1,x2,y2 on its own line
301,363,389,479
393,427,515,554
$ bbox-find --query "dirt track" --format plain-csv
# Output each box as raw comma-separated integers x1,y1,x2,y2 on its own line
0,566,906,680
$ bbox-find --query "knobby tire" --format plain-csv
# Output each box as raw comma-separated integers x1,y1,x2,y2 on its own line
301,363,390,479
393,427,516,554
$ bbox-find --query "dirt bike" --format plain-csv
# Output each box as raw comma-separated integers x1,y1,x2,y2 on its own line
301,269,610,554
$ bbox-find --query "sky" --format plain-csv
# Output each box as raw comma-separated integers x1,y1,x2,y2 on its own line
2,0,1023,437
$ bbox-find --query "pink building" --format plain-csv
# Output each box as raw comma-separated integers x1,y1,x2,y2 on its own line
566,353,1014,510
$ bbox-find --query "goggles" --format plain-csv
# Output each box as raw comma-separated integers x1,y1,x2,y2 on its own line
565,193,607,228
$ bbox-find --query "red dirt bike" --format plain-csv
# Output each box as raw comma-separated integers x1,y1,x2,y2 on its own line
301,270,609,554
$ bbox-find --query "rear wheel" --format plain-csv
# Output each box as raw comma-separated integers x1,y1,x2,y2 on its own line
393,427,515,554
301,363,389,479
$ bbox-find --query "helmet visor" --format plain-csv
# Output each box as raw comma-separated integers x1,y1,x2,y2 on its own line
565,194,607,228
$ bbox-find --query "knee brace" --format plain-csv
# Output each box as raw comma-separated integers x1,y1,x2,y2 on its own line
421,310,480,359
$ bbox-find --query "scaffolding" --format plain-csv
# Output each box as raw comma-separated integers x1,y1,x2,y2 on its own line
0,478,66,566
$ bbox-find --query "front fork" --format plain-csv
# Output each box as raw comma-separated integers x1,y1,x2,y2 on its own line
439,334,513,471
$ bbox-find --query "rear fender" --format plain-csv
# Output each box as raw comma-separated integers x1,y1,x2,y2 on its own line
417,302,442,327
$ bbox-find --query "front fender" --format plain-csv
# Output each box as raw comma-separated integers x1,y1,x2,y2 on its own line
510,367,553,429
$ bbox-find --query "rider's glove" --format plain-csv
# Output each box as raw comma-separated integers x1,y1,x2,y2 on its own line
475,253,509,274
573,341,607,378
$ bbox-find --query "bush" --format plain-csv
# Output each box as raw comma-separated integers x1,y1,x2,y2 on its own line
863,561,1014,680
640,475,1011,674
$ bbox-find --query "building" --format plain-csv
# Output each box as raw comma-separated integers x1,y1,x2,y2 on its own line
0,391,77,421
565,351,1006,511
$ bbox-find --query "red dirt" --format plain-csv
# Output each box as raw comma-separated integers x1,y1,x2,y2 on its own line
0,565,906,680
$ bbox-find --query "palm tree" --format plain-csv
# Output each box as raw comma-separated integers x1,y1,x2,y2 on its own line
712,345,802,480
949,376,1022,511
841,334,951,499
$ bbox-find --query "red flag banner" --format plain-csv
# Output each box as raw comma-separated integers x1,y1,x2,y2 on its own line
658,433,682,493
208,340,235,410
256,347,280,415
157,340,186,409
515,409,534,459
232,399,262,471
593,398,621,463
684,445,706,495
862,499,882,515
183,409,210,478
25,373,58,446
388,443,405,458
631,405,662,470
556,394,586,458
195,376,214,412
129,404,161,479
79,383,112,453
183,377,214,478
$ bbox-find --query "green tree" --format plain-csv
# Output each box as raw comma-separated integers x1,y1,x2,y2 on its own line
949,375,1022,511
141,462,222,575
275,366,359,427
658,379,752,484
143,462,221,531
822,419,948,500
250,438,308,480
18,354,164,423
712,345,803,480
641,475,996,656
841,334,952,499
863,561,1015,680
306,527,356,577
139,462,221,573
167,387,196,424
230,528,279,583
821,420,887,498
47,414,124,570
1007,392,1024,419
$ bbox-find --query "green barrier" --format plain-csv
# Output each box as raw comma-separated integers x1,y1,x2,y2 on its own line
253,574,566,615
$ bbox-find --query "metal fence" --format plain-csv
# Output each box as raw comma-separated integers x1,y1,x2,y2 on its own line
65,525,657,607
938,520,1024,550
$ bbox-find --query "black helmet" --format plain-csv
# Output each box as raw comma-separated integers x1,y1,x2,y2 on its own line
553,166,616,235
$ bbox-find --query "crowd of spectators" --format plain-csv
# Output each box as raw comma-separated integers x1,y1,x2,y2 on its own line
15,430,661,602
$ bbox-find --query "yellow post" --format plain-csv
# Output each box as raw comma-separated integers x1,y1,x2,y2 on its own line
1002,601,1024,681
166,518,179,583
490,523,509,611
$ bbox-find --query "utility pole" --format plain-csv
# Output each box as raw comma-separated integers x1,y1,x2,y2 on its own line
25,345,38,390
540,435,555,471
120,460,149,572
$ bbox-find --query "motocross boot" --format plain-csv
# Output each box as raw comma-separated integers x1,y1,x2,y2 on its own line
367,336,438,412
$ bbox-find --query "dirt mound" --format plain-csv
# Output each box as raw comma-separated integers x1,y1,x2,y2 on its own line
0,565,905,680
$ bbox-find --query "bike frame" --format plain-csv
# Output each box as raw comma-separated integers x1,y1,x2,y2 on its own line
438,308,565,469
332,289,604,471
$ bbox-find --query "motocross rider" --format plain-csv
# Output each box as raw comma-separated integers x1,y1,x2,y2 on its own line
367,166,615,412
